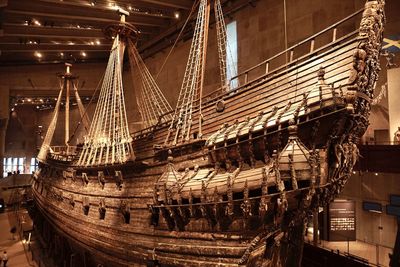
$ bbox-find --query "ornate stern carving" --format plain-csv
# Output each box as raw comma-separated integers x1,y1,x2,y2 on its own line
82,173,89,186
115,171,123,190
69,194,75,209
119,200,130,224
98,171,106,189
99,198,106,220
82,197,90,215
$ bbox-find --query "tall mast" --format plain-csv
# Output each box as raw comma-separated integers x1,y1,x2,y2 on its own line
77,9,137,166
165,0,211,146
198,0,210,139
65,63,71,146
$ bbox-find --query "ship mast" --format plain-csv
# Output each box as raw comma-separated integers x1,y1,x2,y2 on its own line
165,0,211,146
77,9,136,166
37,63,89,162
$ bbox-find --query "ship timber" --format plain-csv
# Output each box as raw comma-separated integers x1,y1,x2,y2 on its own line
31,0,385,266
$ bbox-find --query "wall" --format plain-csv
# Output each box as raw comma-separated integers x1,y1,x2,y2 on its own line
339,172,399,248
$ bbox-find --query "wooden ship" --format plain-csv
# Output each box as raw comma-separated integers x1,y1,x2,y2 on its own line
31,0,386,266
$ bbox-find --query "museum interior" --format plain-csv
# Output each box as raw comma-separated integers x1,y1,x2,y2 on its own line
0,0,399,266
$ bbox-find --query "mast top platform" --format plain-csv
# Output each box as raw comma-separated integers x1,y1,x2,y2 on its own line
58,62,78,79
104,9,139,42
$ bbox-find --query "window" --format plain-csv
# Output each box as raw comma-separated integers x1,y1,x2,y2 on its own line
2,157,35,177
30,158,38,174
226,21,238,89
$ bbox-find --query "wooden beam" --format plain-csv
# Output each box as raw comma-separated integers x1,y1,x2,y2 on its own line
4,9,166,28
2,24,105,39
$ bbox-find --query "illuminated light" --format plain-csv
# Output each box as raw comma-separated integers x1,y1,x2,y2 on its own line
108,2,113,7
24,20,29,25
95,40,101,45
14,103,17,106
128,5,132,10
36,106,40,109
90,41,94,45
77,25,80,28
90,1,95,6
11,108,14,112
352,171,356,174
27,98,32,102
174,11,180,19
375,173,378,176
33,19,41,26
54,98,57,100
40,98,44,102
28,41,33,44
81,51,87,57
34,51,42,58
60,52,64,56
0,204,2,208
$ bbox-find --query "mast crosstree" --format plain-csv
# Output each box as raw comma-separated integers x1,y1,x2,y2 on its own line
38,63,88,162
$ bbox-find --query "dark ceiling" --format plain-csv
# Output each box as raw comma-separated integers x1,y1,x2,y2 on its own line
0,0,195,65
0,0,255,66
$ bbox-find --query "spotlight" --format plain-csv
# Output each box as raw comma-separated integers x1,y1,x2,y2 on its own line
81,51,87,57
95,40,101,45
174,11,180,19
34,51,42,58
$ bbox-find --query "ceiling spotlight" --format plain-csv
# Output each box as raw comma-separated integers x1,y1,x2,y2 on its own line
34,51,42,58
27,98,32,102
77,25,80,28
128,5,132,10
95,40,101,45
375,172,378,176
81,51,87,57
60,52,64,56
90,1,95,6
174,11,180,19
33,19,41,26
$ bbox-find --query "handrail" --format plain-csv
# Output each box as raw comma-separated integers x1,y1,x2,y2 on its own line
229,7,364,83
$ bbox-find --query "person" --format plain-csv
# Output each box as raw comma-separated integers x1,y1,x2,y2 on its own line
2,251,8,267
394,127,400,144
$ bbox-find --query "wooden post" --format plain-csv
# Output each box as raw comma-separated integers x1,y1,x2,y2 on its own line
65,64,70,146
313,209,319,246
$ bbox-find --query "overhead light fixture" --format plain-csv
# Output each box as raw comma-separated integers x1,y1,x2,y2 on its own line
90,41,94,45
90,1,95,6
174,11,180,19
128,5,132,11
33,19,41,26
34,51,42,58
81,51,87,57
60,52,64,56
95,40,101,45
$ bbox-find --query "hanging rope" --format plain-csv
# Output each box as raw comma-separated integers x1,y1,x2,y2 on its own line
165,0,209,146
37,85,64,161
77,35,134,166
215,0,237,90
128,40,173,129
155,0,200,80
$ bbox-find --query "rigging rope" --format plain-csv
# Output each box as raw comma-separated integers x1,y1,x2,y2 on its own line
77,35,134,166
165,0,209,146
155,0,200,80
128,40,173,129
37,85,64,161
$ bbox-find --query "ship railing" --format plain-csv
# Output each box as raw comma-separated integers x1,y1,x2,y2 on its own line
202,6,364,104
50,145,77,155
131,7,364,140
48,146,78,161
